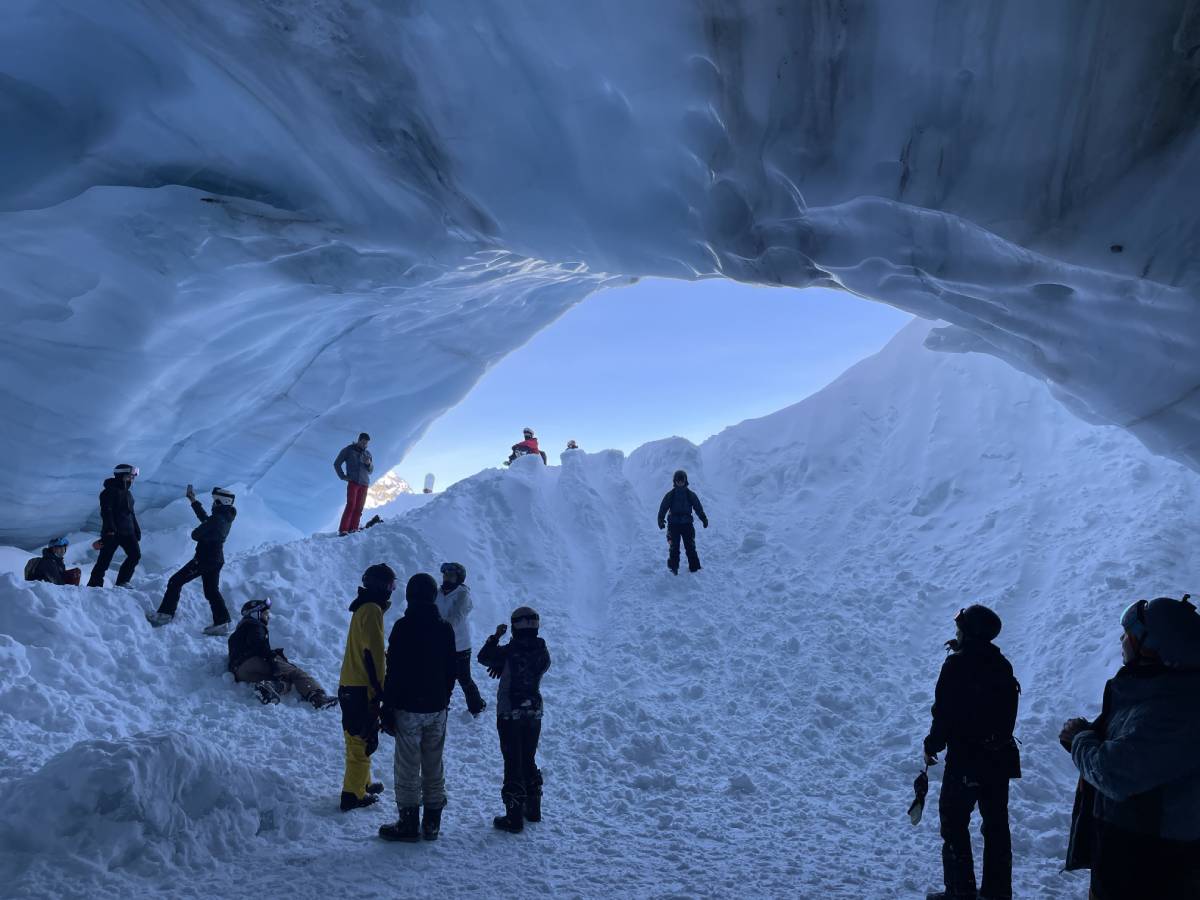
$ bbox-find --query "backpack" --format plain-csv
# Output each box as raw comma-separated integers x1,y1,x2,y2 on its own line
23,557,41,581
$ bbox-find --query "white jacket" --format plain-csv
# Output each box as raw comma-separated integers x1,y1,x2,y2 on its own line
435,583,473,652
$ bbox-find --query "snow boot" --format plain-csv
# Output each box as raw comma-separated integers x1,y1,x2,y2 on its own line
379,806,421,842
523,772,543,823
493,795,524,834
669,567,678,576
255,681,282,705
202,621,231,636
422,805,444,841
308,691,338,710
364,515,383,529
145,611,173,627
925,892,977,900
365,782,385,796
340,791,379,812
689,564,702,573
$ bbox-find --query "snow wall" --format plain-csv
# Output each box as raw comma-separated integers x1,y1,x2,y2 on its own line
2,1,1200,544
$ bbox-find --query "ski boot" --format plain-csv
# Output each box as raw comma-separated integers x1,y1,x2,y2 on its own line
669,567,678,576
145,611,173,627
202,621,231,636
925,892,978,900
308,691,338,710
492,795,524,834
255,681,282,705
365,782,385,796
422,804,444,841
379,806,421,842
340,791,379,812
523,772,543,823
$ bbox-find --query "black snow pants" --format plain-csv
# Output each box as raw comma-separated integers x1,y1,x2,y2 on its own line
938,768,1012,899
157,558,231,625
498,717,542,803
455,649,486,715
88,534,141,587
667,522,700,573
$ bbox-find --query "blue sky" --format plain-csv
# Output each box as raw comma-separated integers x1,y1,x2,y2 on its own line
397,278,910,490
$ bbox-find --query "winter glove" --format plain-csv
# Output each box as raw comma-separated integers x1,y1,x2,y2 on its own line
658,521,665,530
1059,717,1091,752
923,752,938,767
701,518,709,528
379,706,398,737
487,665,503,679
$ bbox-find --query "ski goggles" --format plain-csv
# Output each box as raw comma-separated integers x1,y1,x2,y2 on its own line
1120,599,1148,643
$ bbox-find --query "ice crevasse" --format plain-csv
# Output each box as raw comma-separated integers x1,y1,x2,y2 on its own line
2,0,1199,543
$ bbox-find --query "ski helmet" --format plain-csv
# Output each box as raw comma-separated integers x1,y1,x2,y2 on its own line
362,563,397,593
523,427,535,438
440,562,467,584
955,605,1002,642
47,536,69,549
566,440,578,450
673,469,688,485
241,598,271,620
1122,595,1200,667
511,606,540,631
406,572,438,605
212,487,236,506
113,463,139,479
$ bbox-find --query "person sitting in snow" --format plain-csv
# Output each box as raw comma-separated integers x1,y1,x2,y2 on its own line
565,440,579,451
145,484,237,635
922,605,1020,900
478,606,551,834
436,562,486,717
26,536,81,585
228,598,337,709
1059,595,1200,900
377,573,459,843
87,462,142,587
656,469,708,575
506,427,547,465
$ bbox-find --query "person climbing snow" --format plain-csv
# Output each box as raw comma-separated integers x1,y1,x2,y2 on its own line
1059,595,1200,899
377,572,459,843
922,605,1021,900
478,606,551,834
338,563,395,812
228,598,337,709
25,536,81,585
87,463,142,587
436,562,486,717
656,469,708,575
146,485,237,634
506,427,547,465
334,432,374,536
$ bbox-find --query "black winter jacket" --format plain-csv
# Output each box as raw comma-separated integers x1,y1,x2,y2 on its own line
228,618,273,673
381,603,457,714
924,639,1021,779
32,549,67,585
189,501,236,570
478,632,551,719
658,486,707,528
99,477,140,539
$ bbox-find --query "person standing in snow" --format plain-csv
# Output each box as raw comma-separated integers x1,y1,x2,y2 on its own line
146,485,237,635
922,605,1020,900
334,432,374,536
506,427,547,465
228,598,338,709
26,536,81,585
436,562,486,717
1059,595,1200,899
377,573,458,842
656,469,708,575
338,563,395,812
478,606,551,834
87,463,142,587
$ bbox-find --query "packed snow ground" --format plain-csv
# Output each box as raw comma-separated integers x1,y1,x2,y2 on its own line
3,322,1199,898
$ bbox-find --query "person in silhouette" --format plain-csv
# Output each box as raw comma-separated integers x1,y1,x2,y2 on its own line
923,605,1020,900
87,463,141,587
656,469,708,575
334,432,374,535
1060,595,1200,900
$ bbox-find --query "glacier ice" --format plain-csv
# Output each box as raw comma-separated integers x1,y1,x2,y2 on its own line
2,1,1198,543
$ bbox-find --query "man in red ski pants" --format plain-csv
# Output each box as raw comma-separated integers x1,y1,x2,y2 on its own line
334,432,374,535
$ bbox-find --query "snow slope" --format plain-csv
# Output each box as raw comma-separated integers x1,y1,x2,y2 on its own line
3,1,1200,543
3,321,1198,898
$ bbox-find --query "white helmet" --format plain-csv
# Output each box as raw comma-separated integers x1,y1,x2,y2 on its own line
523,427,535,438
212,487,236,507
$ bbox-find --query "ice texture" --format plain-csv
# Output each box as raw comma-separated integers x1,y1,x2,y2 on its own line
2,1,1199,542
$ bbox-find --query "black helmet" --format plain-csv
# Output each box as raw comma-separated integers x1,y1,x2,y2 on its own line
673,469,688,485
362,563,397,593
440,562,467,584
241,598,271,620
113,463,139,479
511,606,540,631
1122,595,1200,667
406,573,438,606
955,605,1002,642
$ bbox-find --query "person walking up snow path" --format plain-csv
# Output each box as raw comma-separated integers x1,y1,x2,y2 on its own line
228,598,337,709
87,463,142,587
656,469,708,575
146,485,237,635
334,432,374,536
436,562,486,717
922,605,1020,900
378,573,458,843
338,564,395,812
479,606,551,834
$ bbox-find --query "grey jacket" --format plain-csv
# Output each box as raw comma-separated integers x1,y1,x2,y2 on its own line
334,444,373,486
1071,665,1200,842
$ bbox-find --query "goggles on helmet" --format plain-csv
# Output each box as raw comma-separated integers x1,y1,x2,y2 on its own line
1120,599,1148,643
48,536,70,549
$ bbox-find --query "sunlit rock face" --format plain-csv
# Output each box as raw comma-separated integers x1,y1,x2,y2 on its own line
2,0,1198,543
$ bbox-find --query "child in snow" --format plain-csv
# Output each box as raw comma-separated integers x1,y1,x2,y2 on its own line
656,469,708,575
337,564,395,812
228,598,337,709
478,606,552,833
87,463,142,587
26,536,81,585
436,562,486,716
145,484,237,634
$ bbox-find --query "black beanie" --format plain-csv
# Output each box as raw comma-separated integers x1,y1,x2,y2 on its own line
362,563,396,592
406,572,438,606
956,604,1002,642
673,469,688,485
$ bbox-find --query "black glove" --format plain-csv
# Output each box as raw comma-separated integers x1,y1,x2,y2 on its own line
379,706,397,737
658,521,665,530
487,665,503,679
701,519,709,529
